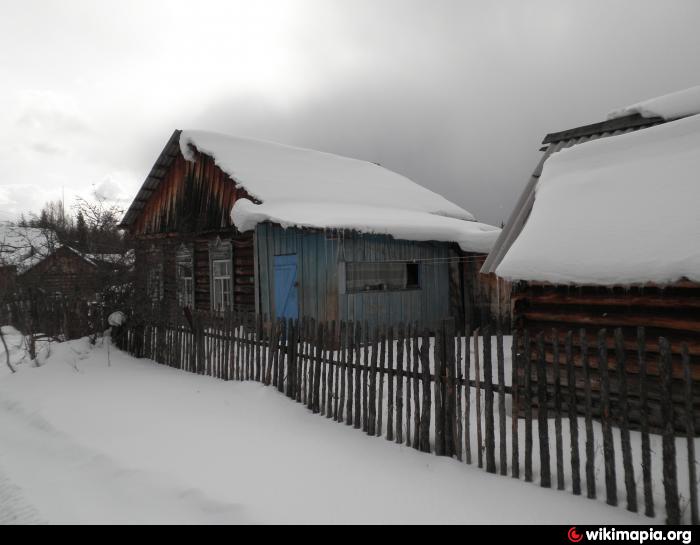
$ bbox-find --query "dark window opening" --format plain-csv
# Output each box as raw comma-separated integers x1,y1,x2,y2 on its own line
346,261,421,293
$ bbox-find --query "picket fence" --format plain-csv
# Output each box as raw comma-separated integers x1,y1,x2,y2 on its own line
114,311,698,525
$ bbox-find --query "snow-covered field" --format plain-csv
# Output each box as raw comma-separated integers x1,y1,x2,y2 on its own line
0,330,652,524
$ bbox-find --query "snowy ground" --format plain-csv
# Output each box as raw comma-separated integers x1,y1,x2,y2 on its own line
0,331,653,524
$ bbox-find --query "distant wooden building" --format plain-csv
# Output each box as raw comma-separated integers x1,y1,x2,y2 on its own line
482,89,700,429
119,130,501,330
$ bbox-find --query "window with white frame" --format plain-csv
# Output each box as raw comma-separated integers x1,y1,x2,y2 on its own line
176,244,194,308
209,238,233,313
212,259,232,312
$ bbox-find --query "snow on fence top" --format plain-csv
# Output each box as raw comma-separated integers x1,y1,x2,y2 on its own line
496,112,700,286
607,84,700,121
180,130,500,253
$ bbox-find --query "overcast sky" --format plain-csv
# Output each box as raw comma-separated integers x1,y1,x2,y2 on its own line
1,0,699,226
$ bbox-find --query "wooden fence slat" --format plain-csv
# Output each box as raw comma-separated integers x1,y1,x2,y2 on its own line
474,329,483,469
377,327,386,437
362,322,369,433
682,343,698,525
536,333,551,488
511,328,519,478
368,326,378,436
412,325,421,449
660,337,680,524
465,327,472,465
581,329,596,499
354,322,362,429
598,329,618,507
337,321,346,422
483,325,495,473
615,328,637,513
396,323,405,445
456,327,464,460
346,321,354,426
405,323,413,448
434,323,444,456
419,330,432,453
552,329,564,491
386,326,394,440
638,327,654,518
523,330,532,482
447,320,459,457
497,327,507,476
566,331,581,496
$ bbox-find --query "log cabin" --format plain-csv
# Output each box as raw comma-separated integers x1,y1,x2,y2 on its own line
482,86,700,429
119,130,501,331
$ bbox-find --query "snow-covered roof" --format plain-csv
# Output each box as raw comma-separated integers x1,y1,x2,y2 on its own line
179,130,499,252
495,111,700,286
607,85,700,121
0,223,56,273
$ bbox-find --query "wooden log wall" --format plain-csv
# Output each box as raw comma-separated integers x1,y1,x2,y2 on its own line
513,282,700,432
115,309,699,525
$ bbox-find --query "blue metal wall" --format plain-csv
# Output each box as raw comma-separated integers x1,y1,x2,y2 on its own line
255,223,453,330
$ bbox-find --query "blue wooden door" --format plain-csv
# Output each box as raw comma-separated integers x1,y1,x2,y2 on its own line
273,254,299,320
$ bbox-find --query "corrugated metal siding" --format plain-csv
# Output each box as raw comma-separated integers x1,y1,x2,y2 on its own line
255,223,453,330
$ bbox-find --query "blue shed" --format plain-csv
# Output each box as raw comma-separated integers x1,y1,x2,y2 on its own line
255,223,456,331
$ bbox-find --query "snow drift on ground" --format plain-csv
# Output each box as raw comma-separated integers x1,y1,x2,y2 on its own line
496,112,700,285
0,334,648,525
179,130,500,253
608,84,700,121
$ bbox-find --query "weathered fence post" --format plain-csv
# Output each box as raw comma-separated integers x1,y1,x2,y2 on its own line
419,330,432,453
615,328,637,513
497,326,507,476
483,324,495,473
536,332,551,488
681,343,698,525
510,328,519,478
598,329,618,507
660,337,680,524
566,331,581,495
581,329,596,499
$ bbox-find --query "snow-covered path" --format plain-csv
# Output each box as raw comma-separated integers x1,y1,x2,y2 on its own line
0,335,649,524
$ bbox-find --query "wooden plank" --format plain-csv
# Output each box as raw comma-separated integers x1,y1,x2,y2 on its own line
682,343,698,525
483,325,495,473
581,329,596,499
552,329,564,490
659,337,680,524
419,330,432,453
456,327,463,460
346,321,354,426
474,329,483,469
386,325,394,440
511,328,519,478
338,321,347,422
377,326,386,437
566,331,581,495
536,333,551,488
396,323,405,445
598,329,618,506
523,330,532,482
465,326,472,465
434,324,444,455
405,323,413,448
497,327,507,476
362,322,369,432
638,327,654,517
368,325,378,436
354,322,362,429
615,328,637,513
